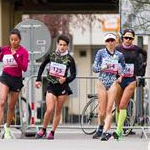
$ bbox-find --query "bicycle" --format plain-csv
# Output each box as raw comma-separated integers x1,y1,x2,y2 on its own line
80,94,136,136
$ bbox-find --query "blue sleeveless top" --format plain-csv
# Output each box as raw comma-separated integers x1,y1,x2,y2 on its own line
93,48,125,89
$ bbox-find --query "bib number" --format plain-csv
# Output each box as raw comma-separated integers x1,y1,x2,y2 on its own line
3,54,18,67
49,62,66,77
101,58,118,74
124,64,134,77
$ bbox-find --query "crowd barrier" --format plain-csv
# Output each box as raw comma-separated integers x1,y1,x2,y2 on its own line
17,75,98,136
135,76,150,138
1,75,150,139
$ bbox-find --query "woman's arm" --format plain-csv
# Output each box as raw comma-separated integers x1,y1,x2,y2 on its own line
13,50,29,72
36,55,50,81
66,55,76,83
92,50,102,73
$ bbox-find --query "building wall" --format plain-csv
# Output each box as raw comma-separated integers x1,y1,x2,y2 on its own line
73,45,92,76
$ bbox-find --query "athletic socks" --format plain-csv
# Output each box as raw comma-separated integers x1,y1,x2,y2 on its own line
117,109,127,134
115,110,119,124
50,130,55,136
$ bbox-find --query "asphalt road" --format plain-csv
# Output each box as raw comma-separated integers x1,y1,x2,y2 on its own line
0,128,149,150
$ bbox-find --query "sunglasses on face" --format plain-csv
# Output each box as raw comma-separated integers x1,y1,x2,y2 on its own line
123,37,134,40
106,39,115,42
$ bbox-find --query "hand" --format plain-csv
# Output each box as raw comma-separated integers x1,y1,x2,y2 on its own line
35,81,42,88
101,64,107,71
116,76,123,83
143,62,147,66
59,77,66,84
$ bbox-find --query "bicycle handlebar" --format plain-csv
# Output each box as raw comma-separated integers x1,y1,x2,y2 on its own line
87,94,98,99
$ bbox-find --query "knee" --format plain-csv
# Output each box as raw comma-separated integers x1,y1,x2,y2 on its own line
46,109,52,115
0,99,5,109
46,107,53,114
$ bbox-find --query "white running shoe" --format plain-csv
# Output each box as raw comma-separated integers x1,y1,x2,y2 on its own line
4,124,13,139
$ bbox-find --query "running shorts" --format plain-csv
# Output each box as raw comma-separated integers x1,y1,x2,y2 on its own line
47,83,73,96
119,77,136,89
0,72,23,92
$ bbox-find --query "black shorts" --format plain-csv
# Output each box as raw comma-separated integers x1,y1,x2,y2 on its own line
119,77,136,89
0,72,23,92
47,83,73,97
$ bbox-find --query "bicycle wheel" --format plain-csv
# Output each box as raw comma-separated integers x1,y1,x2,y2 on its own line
15,97,31,125
80,98,98,135
123,98,136,136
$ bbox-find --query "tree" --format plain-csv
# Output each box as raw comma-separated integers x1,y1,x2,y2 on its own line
30,14,103,37
29,14,103,54
120,0,150,35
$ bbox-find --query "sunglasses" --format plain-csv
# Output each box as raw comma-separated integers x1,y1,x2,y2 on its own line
124,37,134,40
106,39,115,42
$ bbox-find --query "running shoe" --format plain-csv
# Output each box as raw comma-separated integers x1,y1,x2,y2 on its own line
101,132,112,141
35,129,46,139
93,129,103,139
112,131,122,141
4,124,13,139
47,132,54,140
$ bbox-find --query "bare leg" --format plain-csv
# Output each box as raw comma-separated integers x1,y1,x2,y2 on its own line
117,81,136,134
103,82,118,133
0,83,9,125
6,92,19,126
93,82,108,139
119,81,136,109
51,95,67,131
115,83,123,111
43,92,56,128
115,83,123,123
97,82,107,126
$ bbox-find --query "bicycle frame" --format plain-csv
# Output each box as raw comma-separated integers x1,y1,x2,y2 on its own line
80,94,136,136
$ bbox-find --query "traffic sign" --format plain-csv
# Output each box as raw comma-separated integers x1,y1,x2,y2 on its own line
15,19,51,60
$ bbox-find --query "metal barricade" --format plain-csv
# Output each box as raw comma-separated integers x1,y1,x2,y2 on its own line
135,76,150,138
2,75,150,139
21,75,98,136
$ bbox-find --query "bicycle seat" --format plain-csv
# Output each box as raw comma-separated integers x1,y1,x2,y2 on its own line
87,94,98,99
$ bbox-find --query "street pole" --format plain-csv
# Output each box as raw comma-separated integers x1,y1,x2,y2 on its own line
146,36,150,120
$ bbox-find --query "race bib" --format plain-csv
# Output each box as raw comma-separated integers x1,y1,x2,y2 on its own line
124,64,134,77
3,54,18,67
49,62,66,77
101,58,118,74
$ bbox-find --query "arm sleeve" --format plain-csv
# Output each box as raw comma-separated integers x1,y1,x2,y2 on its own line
0,47,3,61
139,47,147,63
92,50,102,73
66,56,76,83
36,55,50,81
119,53,126,76
13,50,29,72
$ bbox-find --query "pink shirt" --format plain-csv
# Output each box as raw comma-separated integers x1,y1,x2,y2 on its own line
0,45,29,77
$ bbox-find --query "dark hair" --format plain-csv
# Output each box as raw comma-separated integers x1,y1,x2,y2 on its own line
57,34,70,45
122,29,135,37
10,28,21,40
